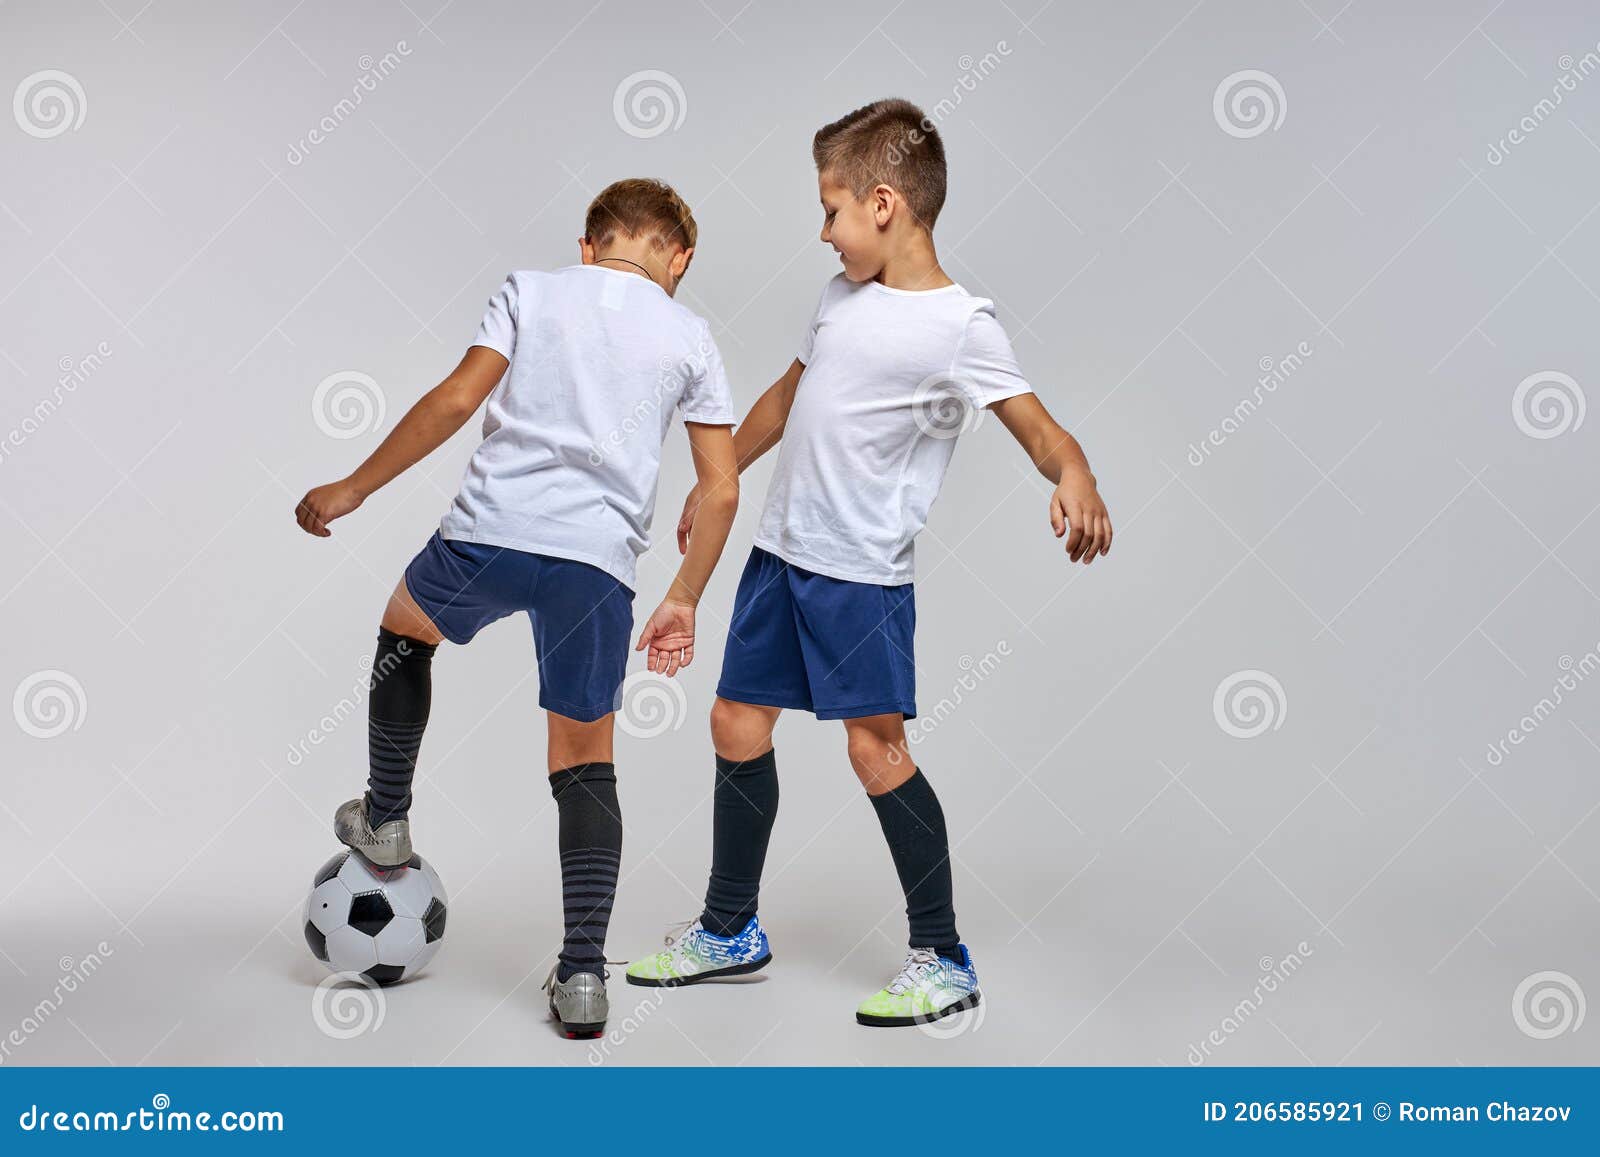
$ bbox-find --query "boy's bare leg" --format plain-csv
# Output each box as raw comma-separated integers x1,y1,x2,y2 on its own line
380,577,446,645
709,696,781,761
846,713,962,961
841,712,915,795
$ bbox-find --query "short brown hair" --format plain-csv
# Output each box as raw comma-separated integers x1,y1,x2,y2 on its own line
812,98,947,229
583,177,698,253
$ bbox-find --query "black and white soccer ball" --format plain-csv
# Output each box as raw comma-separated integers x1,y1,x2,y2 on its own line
303,849,447,986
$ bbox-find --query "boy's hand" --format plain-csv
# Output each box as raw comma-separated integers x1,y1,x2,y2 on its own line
1050,469,1112,564
675,484,702,554
295,479,364,537
635,598,696,677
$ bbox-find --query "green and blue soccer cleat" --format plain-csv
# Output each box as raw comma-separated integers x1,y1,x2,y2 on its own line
625,916,772,987
856,945,981,1027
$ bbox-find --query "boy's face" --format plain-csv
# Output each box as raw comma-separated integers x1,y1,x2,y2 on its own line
818,172,886,282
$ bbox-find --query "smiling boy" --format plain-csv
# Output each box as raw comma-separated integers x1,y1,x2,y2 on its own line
625,100,1112,1027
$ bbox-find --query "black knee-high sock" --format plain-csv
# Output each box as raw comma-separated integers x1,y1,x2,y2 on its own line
699,748,779,937
550,762,623,982
366,628,438,826
869,767,961,961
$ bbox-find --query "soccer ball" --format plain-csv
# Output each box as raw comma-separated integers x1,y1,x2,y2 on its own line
303,849,447,985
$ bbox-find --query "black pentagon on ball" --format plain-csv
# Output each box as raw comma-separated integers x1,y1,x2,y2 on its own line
364,963,406,987
312,851,349,887
423,897,446,943
304,921,329,962
347,890,395,936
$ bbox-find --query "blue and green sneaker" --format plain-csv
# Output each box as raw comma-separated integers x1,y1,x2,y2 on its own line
855,945,981,1027
625,916,772,987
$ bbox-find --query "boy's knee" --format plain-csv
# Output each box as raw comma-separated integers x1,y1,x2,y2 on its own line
710,698,770,760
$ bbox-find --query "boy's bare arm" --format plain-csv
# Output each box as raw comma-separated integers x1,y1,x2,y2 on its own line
990,392,1113,565
675,358,804,552
637,422,740,676
295,346,508,537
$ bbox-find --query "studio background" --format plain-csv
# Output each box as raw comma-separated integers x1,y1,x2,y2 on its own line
2,0,1597,1066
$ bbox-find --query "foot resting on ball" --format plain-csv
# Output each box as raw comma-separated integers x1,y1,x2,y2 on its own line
333,790,413,868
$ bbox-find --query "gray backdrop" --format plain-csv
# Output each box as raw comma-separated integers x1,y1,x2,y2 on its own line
3,0,1598,1067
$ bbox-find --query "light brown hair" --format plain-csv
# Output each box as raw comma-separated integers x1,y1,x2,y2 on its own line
812,98,947,229
583,177,698,252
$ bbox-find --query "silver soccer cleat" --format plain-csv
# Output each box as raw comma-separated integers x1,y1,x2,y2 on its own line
333,790,413,869
543,965,609,1039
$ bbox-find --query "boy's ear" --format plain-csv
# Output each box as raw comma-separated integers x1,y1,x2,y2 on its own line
578,236,597,264
670,245,694,281
871,184,896,229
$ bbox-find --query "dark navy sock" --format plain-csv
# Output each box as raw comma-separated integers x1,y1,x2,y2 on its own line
868,768,961,961
365,627,438,826
700,748,780,938
550,763,623,982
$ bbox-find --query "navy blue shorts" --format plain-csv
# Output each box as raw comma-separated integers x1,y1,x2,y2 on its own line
402,532,634,723
716,546,916,720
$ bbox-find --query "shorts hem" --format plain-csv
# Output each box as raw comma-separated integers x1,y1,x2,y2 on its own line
401,568,474,646
715,684,813,713
537,691,618,724
814,700,917,722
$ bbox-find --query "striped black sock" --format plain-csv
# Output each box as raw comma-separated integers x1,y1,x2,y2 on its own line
550,762,622,982
365,627,437,827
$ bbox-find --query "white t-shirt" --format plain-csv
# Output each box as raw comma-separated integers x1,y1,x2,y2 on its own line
439,265,735,589
753,275,1034,585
